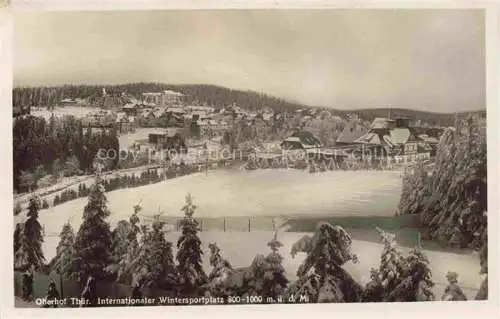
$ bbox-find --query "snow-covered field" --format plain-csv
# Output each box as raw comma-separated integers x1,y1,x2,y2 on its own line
30,106,100,120
15,169,403,238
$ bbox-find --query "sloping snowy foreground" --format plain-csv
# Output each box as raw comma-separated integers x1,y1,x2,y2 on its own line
14,170,481,299
36,230,481,300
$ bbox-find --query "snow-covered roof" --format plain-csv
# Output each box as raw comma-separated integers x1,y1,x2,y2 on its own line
166,107,186,114
336,127,367,144
389,128,411,145
371,117,397,129
354,132,382,145
163,90,184,96
283,137,301,143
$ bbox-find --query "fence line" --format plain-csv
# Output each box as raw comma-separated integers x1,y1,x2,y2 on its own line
139,215,279,233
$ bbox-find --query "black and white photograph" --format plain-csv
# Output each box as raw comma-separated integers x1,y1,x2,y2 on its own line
3,4,497,315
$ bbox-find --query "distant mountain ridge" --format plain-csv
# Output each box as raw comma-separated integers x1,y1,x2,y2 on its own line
13,83,485,126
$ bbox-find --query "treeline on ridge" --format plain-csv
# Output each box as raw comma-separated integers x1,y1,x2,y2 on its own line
12,83,484,127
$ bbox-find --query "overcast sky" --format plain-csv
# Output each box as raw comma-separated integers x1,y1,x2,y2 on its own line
14,10,485,112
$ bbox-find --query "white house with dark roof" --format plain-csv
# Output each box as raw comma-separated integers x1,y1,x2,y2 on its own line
351,117,430,157
162,90,185,106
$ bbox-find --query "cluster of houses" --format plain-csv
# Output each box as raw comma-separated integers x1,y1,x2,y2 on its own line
279,116,443,164
51,88,446,166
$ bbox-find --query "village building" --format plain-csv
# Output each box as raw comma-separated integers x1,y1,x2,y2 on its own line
82,110,116,127
165,107,186,126
335,125,368,146
115,112,137,134
161,90,185,106
142,92,163,105
350,117,432,161
122,103,138,116
148,127,188,153
281,131,322,150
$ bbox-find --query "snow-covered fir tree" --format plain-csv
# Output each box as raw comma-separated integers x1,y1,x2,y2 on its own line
397,162,431,216
364,228,434,302
71,174,113,281
363,228,407,302
205,242,234,298
107,220,131,277
49,221,76,279
398,116,487,249
16,195,45,270
176,194,207,294
285,222,362,303
389,248,434,301
115,203,143,284
136,216,177,290
235,231,288,302
261,230,289,302
208,242,233,284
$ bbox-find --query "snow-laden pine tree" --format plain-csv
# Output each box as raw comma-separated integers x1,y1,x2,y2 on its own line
389,248,434,301
398,116,487,249
233,231,289,302
136,216,178,290
363,227,407,302
285,222,362,303
397,162,431,216
49,221,76,279
261,230,289,302
176,194,207,295
115,203,143,284
15,195,45,271
205,242,234,298
107,219,131,278
71,174,113,282
364,228,434,302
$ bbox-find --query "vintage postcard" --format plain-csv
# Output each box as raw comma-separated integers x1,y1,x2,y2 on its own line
2,2,498,318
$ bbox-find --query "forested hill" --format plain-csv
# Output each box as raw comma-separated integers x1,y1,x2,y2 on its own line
13,83,484,126
13,83,305,112
345,108,487,127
